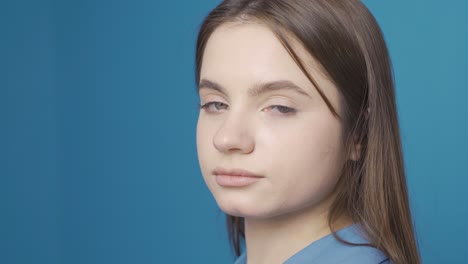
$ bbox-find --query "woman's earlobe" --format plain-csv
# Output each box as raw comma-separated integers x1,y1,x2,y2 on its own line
349,143,362,161
349,107,369,161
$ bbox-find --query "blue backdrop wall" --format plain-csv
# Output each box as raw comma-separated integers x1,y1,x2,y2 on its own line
2,0,467,263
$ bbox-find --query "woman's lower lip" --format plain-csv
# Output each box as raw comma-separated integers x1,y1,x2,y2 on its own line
215,175,262,187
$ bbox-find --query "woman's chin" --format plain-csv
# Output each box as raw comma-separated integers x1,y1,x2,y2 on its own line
217,200,275,220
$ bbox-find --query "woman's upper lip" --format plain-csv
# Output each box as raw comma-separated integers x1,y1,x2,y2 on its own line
213,167,264,178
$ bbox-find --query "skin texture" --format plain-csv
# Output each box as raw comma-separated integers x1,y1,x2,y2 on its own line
196,22,355,264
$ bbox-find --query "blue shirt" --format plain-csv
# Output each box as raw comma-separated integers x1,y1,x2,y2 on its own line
233,223,391,264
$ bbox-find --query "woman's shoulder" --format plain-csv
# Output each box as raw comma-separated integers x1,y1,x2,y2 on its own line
234,223,392,264
285,223,391,264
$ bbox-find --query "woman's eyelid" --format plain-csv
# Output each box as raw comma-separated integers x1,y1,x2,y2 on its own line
199,94,228,105
201,96,298,109
200,91,302,110
264,96,298,108
200,91,298,102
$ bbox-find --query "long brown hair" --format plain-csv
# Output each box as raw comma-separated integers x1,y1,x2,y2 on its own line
194,1,420,263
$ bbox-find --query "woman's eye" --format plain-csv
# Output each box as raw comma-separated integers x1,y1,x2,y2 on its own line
199,101,228,112
199,102,296,115
266,105,296,115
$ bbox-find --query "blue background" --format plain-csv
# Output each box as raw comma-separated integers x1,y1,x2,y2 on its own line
1,0,467,263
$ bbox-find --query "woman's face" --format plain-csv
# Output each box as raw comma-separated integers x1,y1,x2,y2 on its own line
196,22,349,220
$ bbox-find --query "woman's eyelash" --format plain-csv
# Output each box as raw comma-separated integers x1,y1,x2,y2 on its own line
199,101,296,115
268,105,296,114
199,101,228,111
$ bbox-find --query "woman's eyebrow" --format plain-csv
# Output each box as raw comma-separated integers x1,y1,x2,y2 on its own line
198,78,312,98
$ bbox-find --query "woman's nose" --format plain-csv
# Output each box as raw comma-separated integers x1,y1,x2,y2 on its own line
212,112,255,154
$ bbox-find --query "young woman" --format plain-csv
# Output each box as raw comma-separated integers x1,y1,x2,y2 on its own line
195,0,420,263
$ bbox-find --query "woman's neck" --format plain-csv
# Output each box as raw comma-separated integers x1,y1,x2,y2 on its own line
243,196,352,264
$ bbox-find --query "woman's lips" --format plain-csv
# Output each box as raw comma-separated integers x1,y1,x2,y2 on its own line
212,167,264,187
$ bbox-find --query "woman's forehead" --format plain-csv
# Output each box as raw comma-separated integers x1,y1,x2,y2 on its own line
202,23,291,70
203,22,331,77
200,22,338,103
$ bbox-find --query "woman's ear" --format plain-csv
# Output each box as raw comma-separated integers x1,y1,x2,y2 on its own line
349,141,362,161
349,107,369,161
